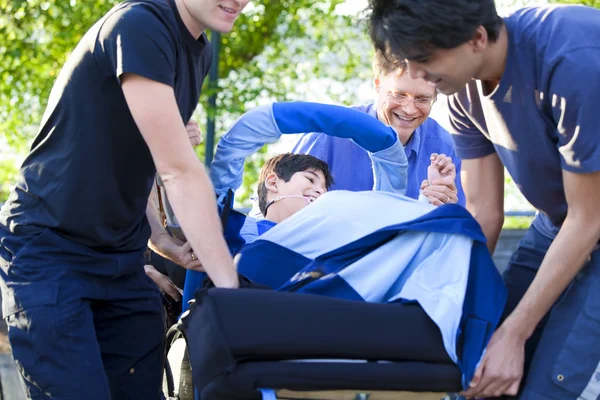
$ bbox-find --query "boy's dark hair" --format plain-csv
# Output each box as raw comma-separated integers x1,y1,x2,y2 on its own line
257,153,334,215
369,0,503,63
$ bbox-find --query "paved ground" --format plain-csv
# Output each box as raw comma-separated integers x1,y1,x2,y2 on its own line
0,298,26,400
0,321,9,355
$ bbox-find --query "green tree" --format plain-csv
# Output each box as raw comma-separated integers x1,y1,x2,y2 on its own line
0,0,371,202
552,0,599,5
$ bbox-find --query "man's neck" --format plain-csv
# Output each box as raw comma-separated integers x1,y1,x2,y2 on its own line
174,0,206,39
476,23,508,90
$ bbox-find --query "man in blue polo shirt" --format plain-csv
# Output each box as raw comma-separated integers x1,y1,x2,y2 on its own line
293,50,465,206
369,1,600,399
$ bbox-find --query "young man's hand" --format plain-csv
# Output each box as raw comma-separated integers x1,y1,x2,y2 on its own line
144,264,183,300
461,322,526,398
148,233,205,272
186,120,202,147
421,153,458,206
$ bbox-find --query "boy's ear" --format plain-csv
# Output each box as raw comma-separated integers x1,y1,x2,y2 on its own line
265,173,279,193
374,77,381,92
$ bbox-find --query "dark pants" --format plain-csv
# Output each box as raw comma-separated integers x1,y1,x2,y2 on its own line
0,227,165,400
502,215,600,399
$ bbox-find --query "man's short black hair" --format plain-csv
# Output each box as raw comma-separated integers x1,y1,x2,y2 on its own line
257,153,334,215
369,0,503,62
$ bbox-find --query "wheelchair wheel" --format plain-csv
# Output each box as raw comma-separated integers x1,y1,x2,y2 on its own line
163,323,194,400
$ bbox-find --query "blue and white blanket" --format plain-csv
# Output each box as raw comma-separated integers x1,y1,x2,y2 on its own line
238,190,506,386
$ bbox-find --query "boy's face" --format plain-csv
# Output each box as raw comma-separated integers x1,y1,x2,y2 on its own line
267,169,327,218
184,0,250,33
375,71,435,144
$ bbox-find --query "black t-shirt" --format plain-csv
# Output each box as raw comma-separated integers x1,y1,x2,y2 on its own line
0,0,211,251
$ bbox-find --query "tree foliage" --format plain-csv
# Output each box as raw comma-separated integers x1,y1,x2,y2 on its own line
3,0,597,205
0,0,370,202
551,0,600,5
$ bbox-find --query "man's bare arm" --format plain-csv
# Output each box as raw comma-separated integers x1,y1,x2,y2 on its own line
504,169,600,338
146,182,168,248
461,153,505,253
463,169,600,398
122,73,237,288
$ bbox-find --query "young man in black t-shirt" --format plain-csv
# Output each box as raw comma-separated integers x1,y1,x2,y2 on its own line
0,0,248,398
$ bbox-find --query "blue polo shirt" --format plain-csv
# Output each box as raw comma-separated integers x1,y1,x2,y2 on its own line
449,5,600,232
292,103,465,205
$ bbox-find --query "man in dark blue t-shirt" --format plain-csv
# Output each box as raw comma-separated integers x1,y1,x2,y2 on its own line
0,0,248,398
369,1,600,399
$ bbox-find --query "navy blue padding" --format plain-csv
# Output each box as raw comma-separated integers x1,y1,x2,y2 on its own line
181,289,458,396
221,192,247,256
238,241,312,289
202,361,462,399
272,102,397,153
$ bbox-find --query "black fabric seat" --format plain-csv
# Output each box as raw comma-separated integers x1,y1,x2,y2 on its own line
180,288,462,400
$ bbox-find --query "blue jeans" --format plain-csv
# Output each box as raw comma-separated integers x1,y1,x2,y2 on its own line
502,215,600,399
0,226,165,399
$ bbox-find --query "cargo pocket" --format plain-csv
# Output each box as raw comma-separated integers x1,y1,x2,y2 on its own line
3,282,61,393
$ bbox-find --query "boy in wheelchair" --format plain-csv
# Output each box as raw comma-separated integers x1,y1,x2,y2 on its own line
155,102,505,400
146,101,453,307
145,151,333,307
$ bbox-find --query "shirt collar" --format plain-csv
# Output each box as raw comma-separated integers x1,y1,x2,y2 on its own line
404,125,422,158
366,103,378,119
369,102,421,158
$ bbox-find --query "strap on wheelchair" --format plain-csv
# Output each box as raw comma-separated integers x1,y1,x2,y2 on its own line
219,188,235,230
164,321,187,398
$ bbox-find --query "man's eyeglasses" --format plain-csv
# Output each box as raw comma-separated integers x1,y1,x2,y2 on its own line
387,91,436,109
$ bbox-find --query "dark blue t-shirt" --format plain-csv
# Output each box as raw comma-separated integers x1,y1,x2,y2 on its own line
449,5,600,229
0,0,212,251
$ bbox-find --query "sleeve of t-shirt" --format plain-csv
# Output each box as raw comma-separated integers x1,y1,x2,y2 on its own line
209,104,282,195
97,4,177,87
549,48,600,173
368,140,408,195
448,92,496,160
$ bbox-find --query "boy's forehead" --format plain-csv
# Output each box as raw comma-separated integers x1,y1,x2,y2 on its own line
302,169,325,179
292,169,326,184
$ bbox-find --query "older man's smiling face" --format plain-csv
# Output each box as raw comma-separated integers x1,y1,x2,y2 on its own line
375,71,436,145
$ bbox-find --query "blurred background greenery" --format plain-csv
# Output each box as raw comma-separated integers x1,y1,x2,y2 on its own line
1,0,595,228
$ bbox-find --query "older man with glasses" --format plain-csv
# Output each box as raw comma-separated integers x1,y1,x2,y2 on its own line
293,50,465,206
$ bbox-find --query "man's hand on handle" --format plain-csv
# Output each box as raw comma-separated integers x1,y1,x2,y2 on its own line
461,322,526,398
148,234,206,272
